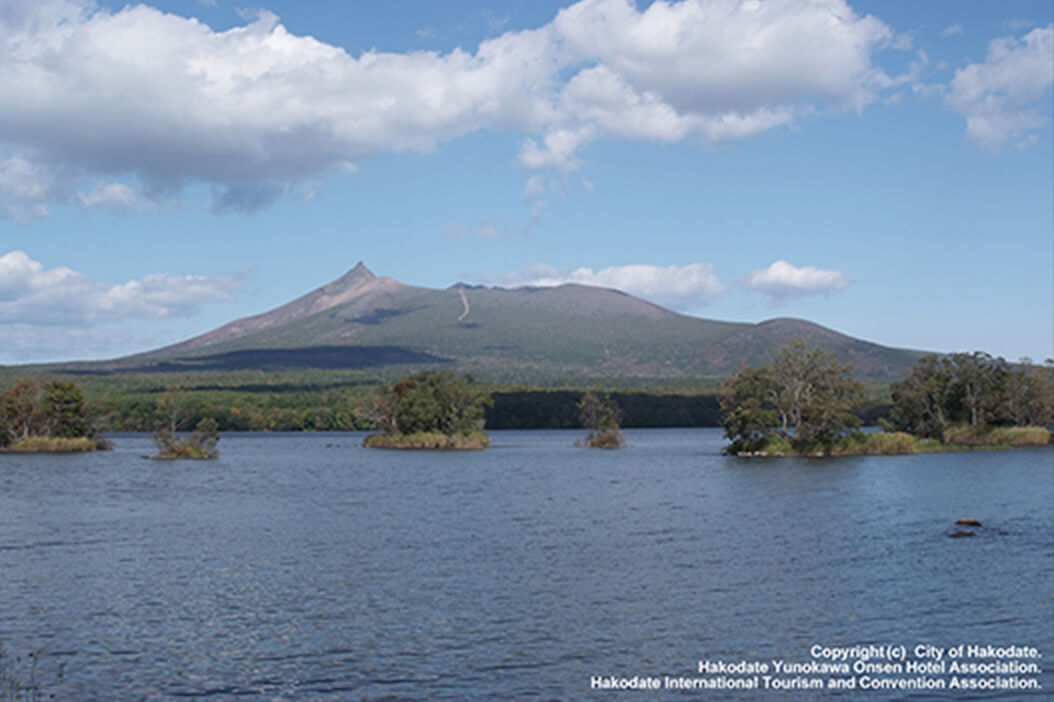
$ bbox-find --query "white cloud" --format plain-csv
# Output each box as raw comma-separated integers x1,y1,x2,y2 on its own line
524,0,894,164
889,32,913,51
941,23,965,38
744,260,850,302
0,155,70,220
946,24,1054,150
554,0,891,113
518,127,594,171
522,174,546,199
0,250,239,325
0,0,901,214
491,262,726,306
75,182,141,212
0,1,554,212
0,155,145,218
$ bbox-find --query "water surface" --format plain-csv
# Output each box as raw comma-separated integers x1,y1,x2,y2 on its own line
1,429,1051,699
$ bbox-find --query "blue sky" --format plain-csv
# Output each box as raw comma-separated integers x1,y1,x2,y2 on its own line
1,0,1051,365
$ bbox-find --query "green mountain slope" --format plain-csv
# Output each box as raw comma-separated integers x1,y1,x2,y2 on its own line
72,263,922,385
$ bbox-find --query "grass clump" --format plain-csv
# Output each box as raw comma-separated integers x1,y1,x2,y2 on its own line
575,428,625,449
733,436,793,456
735,425,1051,458
914,438,944,453
739,432,920,457
829,431,918,456
944,424,1050,448
363,431,490,450
3,436,111,454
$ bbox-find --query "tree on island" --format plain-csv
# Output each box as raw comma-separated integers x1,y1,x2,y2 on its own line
576,391,625,448
44,381,90,438
721,340,864,455
361,370,492,449
151,388,220,459
887,353,1053,443
0,378,109,452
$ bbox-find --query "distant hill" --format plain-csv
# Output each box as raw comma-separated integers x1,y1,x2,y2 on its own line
55,263,924,385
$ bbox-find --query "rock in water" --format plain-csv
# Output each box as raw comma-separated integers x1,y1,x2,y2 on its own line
955,517,982,526
949,530,975,538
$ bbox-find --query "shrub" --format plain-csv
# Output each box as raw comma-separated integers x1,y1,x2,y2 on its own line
152,417,220,459
576,428,625,449
830,431,918,456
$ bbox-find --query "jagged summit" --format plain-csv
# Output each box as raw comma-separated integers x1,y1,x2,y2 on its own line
325,262,375,292
142,261,399,356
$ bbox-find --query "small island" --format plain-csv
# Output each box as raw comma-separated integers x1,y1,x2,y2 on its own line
151,418,221,459
722,342,1051,457
149,390,221,459
360,370,492,449
575,391,625,448
1,379,111,453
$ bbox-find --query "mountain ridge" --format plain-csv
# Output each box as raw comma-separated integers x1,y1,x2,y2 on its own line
80,264,925,384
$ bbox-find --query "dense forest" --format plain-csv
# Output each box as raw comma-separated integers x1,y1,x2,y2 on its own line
721,345,1052,455
19,372,731,433
0,378,109,451
2,346,1049,447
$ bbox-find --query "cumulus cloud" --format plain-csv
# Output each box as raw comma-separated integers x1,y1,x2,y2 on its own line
946,24,1054,150
0,0,559,213
744,260,850,303
0,155,69,220
490,262,726,306
0,250,239,325
0,0,901,214
941,24,965,38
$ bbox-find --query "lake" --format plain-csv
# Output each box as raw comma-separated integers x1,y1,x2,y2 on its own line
1,429,1051,700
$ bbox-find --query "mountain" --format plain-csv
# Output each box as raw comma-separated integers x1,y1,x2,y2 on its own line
97,263,922,384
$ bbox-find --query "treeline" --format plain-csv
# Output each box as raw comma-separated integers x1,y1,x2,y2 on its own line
8,352,1048,438
94,388,373,432
721,343,1052,455
486,390,722,429
1,378,107,450
885,352,1053,439
84,386,727,432
10,383,889,433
